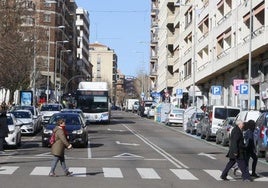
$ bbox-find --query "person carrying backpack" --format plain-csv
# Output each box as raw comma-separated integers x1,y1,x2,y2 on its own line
0,104,9,154
243,120,259,177
49,119,72,177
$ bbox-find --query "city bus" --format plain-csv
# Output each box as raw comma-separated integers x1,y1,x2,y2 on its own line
76,81,111,124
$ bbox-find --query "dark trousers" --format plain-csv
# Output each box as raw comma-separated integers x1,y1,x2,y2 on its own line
222,158,251,180
246,151,258,174
0,137,4,151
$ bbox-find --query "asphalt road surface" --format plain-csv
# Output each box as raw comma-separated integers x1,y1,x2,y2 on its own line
0,110,268,188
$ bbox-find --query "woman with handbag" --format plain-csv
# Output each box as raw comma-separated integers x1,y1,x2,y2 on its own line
49,119,73,177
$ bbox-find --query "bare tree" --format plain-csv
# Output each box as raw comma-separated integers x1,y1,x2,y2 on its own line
0,0,37,102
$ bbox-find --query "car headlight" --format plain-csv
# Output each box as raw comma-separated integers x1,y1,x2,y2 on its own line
43,129,53,134
72,129,83,134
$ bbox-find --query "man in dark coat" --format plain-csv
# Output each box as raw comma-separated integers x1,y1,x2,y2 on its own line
220,119,252,181
0,107,8,154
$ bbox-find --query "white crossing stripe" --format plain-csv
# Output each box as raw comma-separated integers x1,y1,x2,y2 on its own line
136,168,161,179
103,168,123,178
203,169,235,181
30,167,50,176
0,166,19,175
254,177,268,182
69,167,87,177
170,169,198,180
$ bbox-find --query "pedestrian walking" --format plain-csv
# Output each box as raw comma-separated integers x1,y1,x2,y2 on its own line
244,120,259,177
49,119,73,177
0,104,9,154
221,119,252,181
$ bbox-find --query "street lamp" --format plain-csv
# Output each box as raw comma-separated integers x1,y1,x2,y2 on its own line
58,49,71,101
248,0,253,110
175,0,197,107
54,39,68,99
46,25,66,102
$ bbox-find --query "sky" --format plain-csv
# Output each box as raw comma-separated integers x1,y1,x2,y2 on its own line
75,0,151,77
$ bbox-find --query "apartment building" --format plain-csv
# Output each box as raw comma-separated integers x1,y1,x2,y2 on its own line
89,42,118,104
150,0,268,110
76,7,92,80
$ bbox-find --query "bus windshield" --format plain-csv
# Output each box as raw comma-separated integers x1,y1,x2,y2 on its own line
76,94,108,113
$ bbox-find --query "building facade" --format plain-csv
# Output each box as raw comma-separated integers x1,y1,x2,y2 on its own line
76,7,92,80
89,42,118,104
150,0,268,110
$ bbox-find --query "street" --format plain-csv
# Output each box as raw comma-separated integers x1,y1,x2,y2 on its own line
0,110,268,188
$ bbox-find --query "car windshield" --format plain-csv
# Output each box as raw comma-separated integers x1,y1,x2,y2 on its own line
41,105,61,111
11,111,31,118
214,108,240,119
49,114,82,126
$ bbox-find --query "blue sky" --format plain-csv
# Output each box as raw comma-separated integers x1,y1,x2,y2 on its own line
75,0,151,77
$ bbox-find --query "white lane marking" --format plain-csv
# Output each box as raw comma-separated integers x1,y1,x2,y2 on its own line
136,168,161,179
30,166,50,176
103,168,123,178
88,140,92,159
116,141,139,146
113,153,143,158
69,167,87,177
0,166,19,175
198,152,216,160
122,124,188,169
203,169,234,181
255,177,268,181
170,169,199,180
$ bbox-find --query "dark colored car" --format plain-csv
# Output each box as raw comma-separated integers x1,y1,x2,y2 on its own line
42,112,89,148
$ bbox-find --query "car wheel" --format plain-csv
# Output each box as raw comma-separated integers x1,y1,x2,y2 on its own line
200,132,205,139
215,136,221,144
205,132,210,141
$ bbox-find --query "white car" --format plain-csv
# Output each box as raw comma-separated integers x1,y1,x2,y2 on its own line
165,108,185,126
10,109,38,135
40,103,63,124
5,113,22,148
147,105,156,119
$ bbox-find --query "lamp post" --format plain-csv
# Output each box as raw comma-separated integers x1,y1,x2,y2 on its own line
46,27,51,102
248,0,252,110
175,0,197,107
54,39,68,100
59,49,71,101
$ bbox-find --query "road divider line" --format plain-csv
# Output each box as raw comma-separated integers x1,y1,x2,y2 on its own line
88,140,92,159
122,124,188,169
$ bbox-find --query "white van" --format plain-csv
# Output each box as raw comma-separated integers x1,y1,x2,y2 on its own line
205,106,240,140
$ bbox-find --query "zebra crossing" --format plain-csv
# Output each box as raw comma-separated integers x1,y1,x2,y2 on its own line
1,165,268,181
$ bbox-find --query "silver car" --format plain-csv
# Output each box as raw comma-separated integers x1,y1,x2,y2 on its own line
186,112,205,134
165,108,184,126
215,117,235,146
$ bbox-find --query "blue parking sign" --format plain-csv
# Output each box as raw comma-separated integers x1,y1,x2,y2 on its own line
211,86,222,95
240,84,248,95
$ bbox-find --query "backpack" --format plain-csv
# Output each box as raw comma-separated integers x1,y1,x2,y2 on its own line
49,132,56,145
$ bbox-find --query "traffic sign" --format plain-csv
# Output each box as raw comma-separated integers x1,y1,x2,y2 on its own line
176,89,183,99
211,86,222,95
239,84,248,95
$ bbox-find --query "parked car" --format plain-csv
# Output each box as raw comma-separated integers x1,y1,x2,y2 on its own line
183,107,204,132
198,106,240,141
42,112,89,148
137,100,154,117
132,101,140,113
147,104,156,119
186,112,205,134
11,105,42,131
255,111,268,160
234,110,261,123
40,103,63,125
165,108,185,126
215,117,235,146
10,109,39,135
4,113,22,148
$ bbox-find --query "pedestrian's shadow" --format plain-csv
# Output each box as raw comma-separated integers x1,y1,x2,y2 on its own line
73,171,103,176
